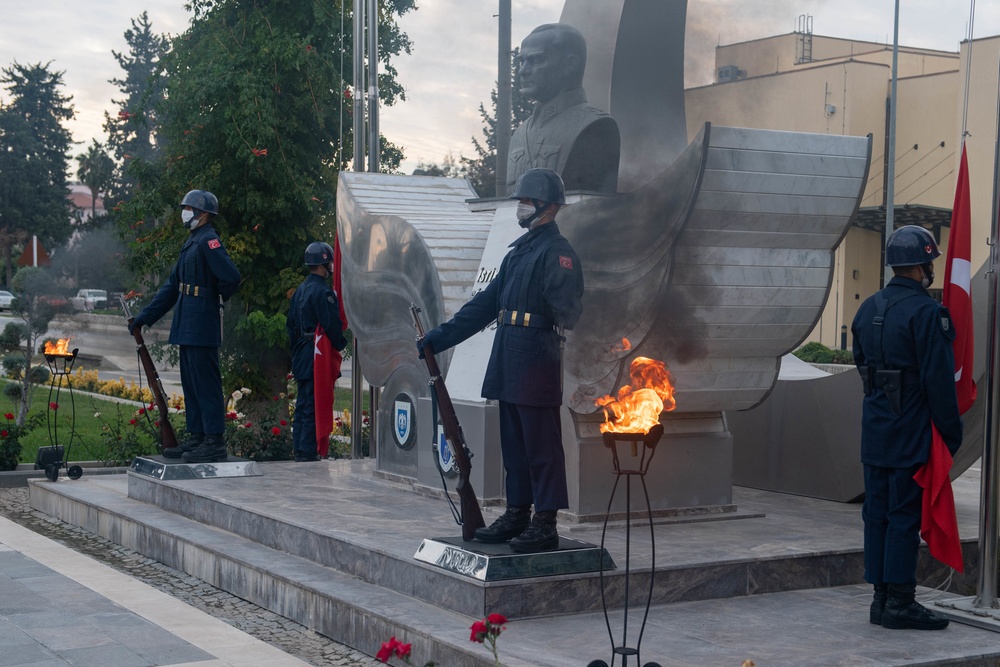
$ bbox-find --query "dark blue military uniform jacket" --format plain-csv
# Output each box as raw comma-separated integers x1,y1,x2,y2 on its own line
851,276,962,467
425,222,584,407
139,224,240,347
286,273,348,380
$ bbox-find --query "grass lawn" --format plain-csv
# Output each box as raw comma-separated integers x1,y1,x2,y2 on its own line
3,383,155,464
4,382,369,465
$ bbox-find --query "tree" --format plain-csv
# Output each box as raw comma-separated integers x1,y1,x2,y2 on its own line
412,152,465,178
0,267,57,425
462,47,532,198
116,0,415,396
102,12,170,205
0,62,74,285
76,140,115,221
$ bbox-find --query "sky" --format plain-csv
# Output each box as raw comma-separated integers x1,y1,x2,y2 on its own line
3,1,1000,175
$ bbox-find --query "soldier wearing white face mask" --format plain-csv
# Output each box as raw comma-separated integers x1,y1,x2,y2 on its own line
129,190,241,463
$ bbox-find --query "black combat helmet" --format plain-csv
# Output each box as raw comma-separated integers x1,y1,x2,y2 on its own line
885,225,940,267
180,190,219,215
510,168,566,205
304,242,334,266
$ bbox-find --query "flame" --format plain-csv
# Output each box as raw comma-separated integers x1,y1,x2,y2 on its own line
595,356,676,433
44,339,72,356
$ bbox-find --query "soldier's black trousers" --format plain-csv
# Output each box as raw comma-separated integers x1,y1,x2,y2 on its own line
180,345,224,435
498,401,568,512
863,463,924,586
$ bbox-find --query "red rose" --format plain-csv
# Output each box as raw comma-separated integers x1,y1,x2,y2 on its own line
376,636,403,662
49,402,58,410
280,419,287,426
245,422,252,428
1,430,8,437
138,408,146,415
4,412,13,420
226,412,238,420
271,427,280,435
487,612,507,627
129,419,137,425
395,642,411,659
469,620,488,643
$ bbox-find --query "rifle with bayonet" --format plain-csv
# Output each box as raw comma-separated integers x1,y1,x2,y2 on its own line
121,296,178,453
410,303,486,542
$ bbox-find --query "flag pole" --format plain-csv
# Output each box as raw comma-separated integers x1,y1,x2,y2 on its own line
975,50,1000,611
883,0,900,287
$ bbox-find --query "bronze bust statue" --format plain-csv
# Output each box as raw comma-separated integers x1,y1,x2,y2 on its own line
506,24,621,195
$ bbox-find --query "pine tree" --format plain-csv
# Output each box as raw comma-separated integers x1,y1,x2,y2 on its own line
0,61,74,284
462,47,532,198
102,12,170,206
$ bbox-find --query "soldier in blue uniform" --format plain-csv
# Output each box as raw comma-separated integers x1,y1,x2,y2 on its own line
851,225,962,631
129,190,241,464
287,242,348,462
418,168,584,553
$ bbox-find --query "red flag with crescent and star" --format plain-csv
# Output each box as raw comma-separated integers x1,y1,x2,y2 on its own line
914,144,975,573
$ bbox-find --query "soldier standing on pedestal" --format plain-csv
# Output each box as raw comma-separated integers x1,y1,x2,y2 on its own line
129,190,241,464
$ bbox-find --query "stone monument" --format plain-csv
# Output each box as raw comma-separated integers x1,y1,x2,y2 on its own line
336,0,872,521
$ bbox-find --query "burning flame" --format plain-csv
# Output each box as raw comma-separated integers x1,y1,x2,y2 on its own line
44,339,72,356
595,356,676,434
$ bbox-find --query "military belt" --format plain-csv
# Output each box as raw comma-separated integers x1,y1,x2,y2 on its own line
498,309,554,329
178,282,214,297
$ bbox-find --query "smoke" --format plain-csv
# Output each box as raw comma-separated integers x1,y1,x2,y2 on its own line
684,0,826,87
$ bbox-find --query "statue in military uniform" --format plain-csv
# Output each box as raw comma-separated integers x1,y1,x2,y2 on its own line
506,23,620,195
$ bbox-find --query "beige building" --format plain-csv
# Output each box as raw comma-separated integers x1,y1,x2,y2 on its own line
684,29,1000,350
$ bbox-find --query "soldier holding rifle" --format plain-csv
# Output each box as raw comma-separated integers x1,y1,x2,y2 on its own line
128,190,241,464
417,168,583,553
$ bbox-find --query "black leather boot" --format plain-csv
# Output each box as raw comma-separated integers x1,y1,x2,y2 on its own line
475,506,531,543
182,434,229,463
870,584,887,625
509,510,559,553
881,583,949,630
163,433,203,459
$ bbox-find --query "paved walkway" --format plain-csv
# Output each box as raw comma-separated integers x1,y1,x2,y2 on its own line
0,489,381,667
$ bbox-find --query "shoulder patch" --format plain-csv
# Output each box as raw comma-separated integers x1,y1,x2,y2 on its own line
558,255,573,269
326,294,336,304
207,238,221,250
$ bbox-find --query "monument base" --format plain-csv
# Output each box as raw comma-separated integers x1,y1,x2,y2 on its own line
935,596,1000,633
414,536,614,581
129,455,262,481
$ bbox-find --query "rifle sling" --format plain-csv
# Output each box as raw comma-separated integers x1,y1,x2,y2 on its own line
429,374,463,528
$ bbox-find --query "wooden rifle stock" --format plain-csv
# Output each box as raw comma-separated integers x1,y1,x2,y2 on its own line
410,304,486,541
121,296,178,453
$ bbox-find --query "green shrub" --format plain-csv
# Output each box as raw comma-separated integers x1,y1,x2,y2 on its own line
0,412,43,471
793,341,853,365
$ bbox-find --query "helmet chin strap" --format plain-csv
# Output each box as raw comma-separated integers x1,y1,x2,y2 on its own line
518,200,547,229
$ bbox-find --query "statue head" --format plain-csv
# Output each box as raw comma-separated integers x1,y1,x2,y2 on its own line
518,24,587,104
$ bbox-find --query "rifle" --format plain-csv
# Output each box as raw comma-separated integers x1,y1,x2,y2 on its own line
410,304,486,542
121,296,178,453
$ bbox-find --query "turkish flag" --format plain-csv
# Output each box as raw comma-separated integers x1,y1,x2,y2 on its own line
313,235,349,457
313,327,342,458
914,144,974,573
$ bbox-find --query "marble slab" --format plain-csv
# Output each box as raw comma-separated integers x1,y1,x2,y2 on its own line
414,536,615,581
130,455,262,480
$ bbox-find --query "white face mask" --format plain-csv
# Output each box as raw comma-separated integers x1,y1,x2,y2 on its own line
181,209,198,229
516,203,537,222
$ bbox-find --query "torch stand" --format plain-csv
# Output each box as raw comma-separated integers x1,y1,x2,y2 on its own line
587,423,664,667
41,349,83,482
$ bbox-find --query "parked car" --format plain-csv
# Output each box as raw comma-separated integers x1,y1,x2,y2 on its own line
37,294,71,313
70,289,109,312
0,290,15,311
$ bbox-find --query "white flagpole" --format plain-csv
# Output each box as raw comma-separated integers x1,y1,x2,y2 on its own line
883,0,900,287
